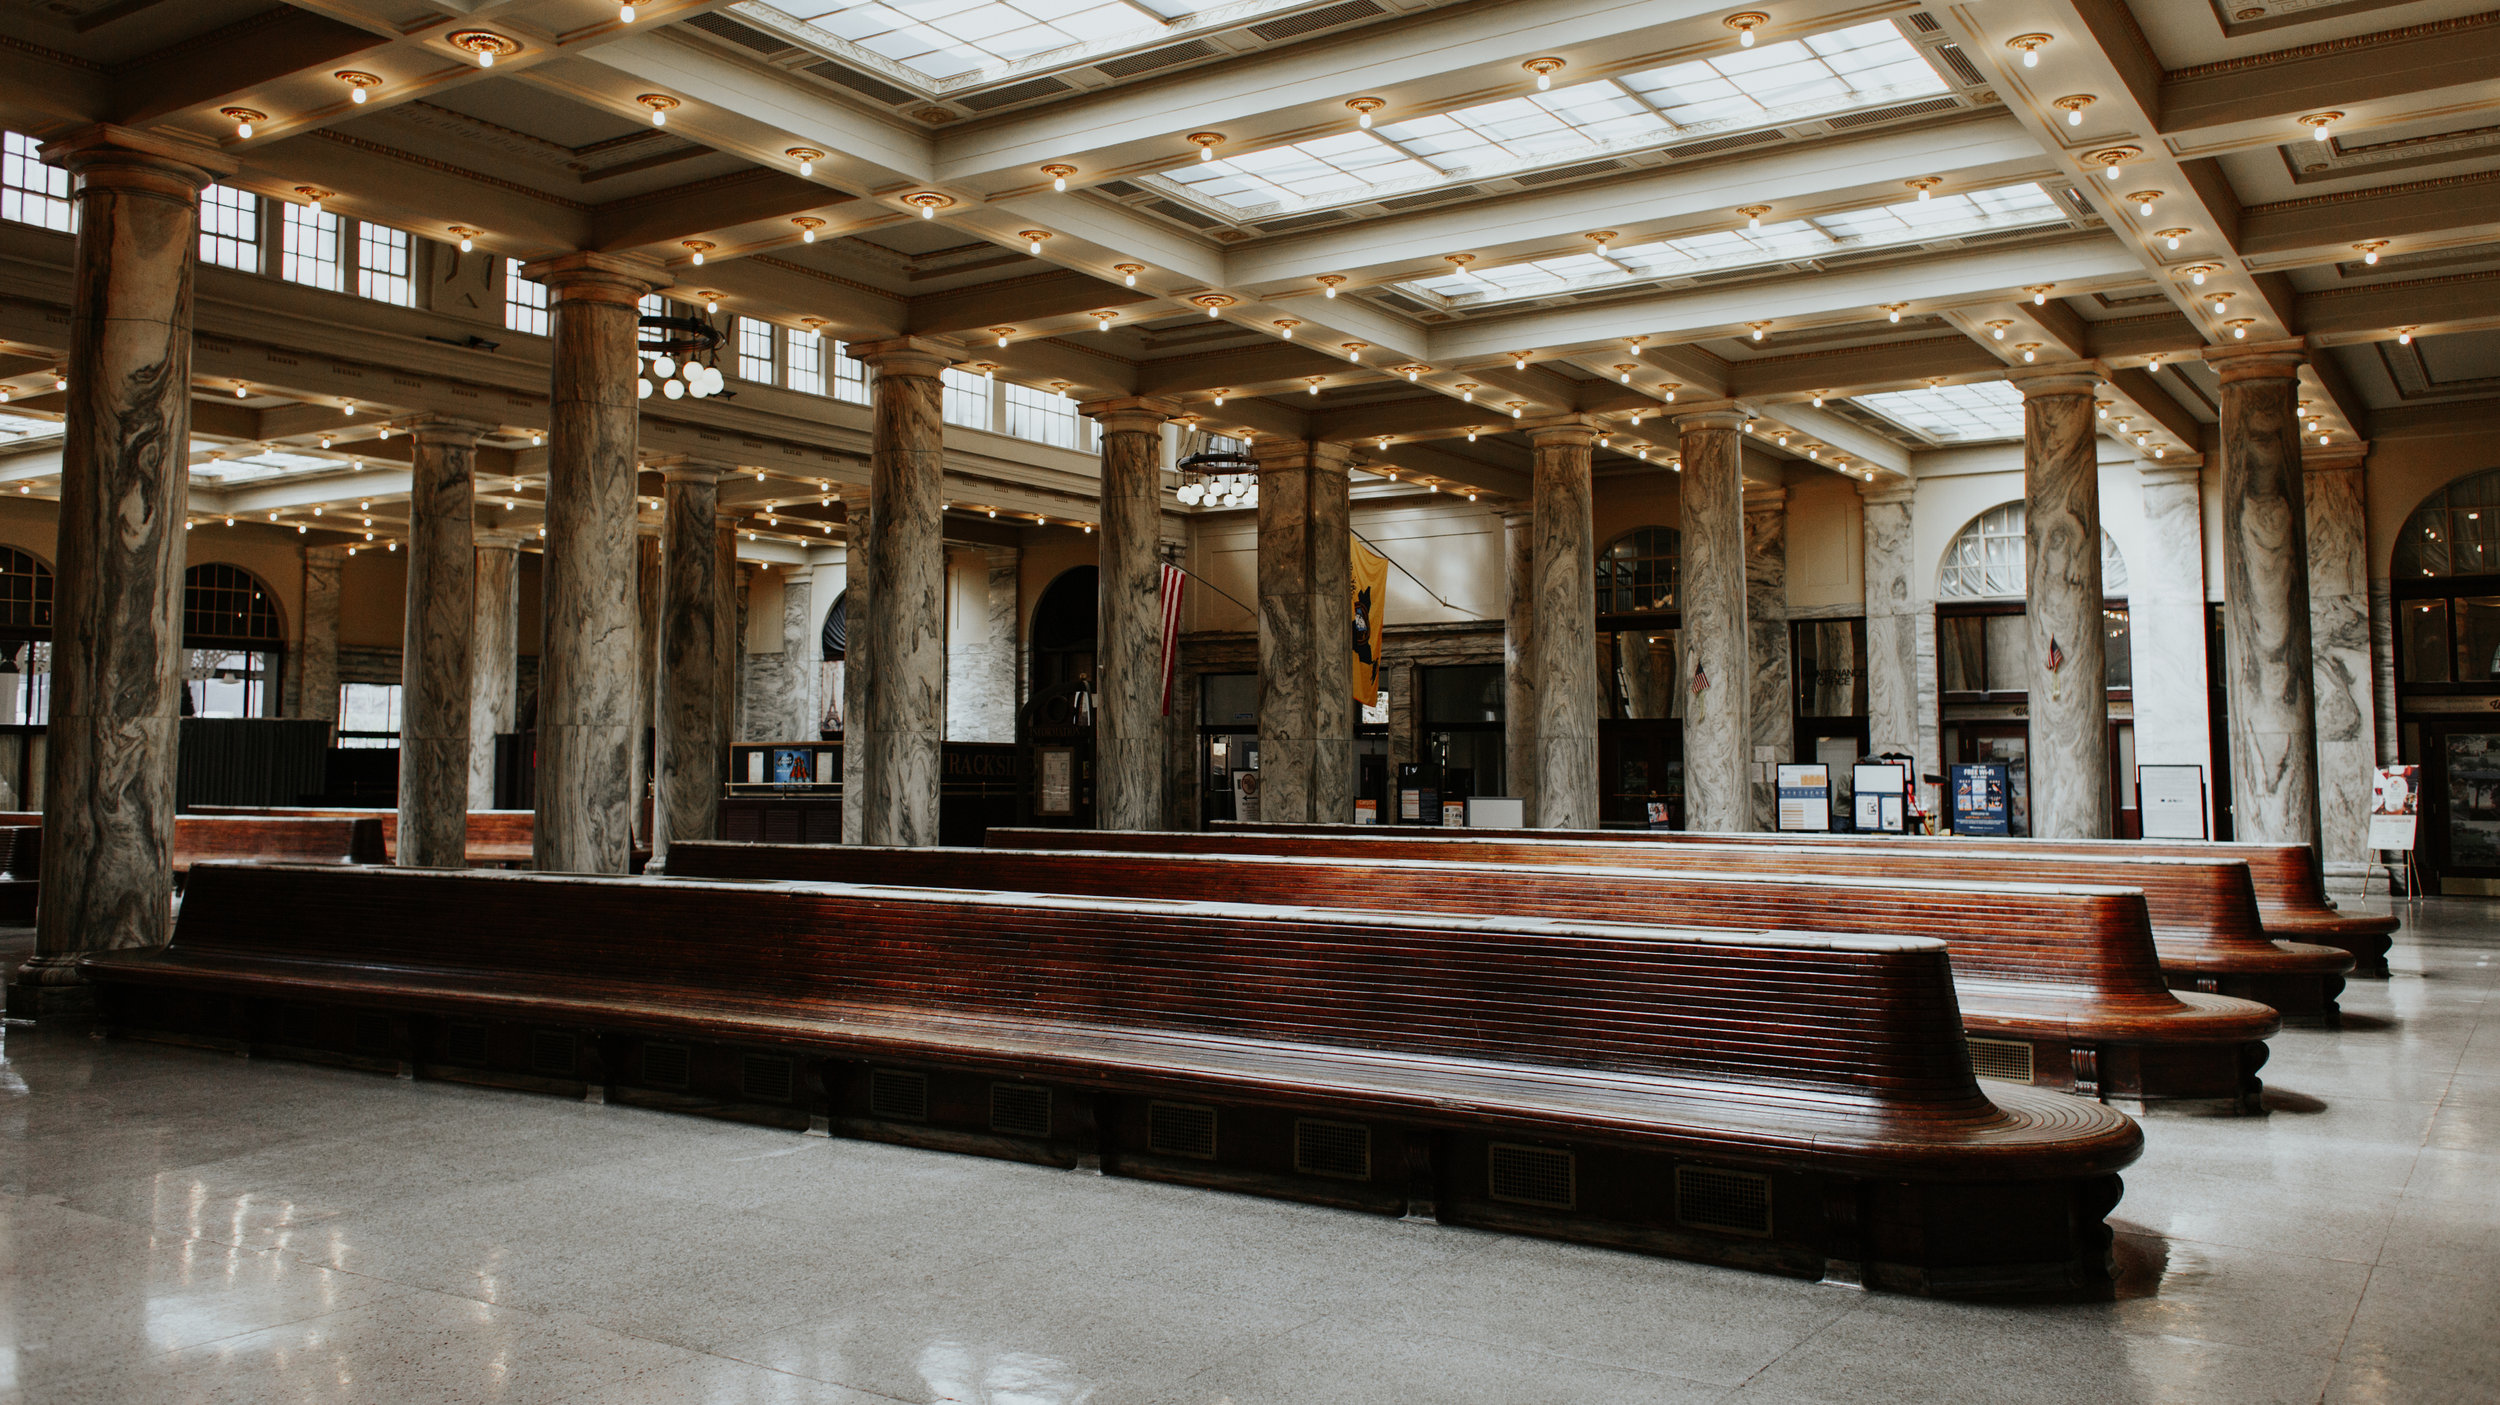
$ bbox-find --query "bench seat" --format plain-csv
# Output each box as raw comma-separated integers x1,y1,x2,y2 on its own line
86,863,2142,1298
186,807,538,867
675,841,2279,1113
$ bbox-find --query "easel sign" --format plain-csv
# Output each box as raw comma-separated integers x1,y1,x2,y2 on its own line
1852,761,1909,833
2137,764,2208,840
2370,766,2419,851
1775,764,1831,832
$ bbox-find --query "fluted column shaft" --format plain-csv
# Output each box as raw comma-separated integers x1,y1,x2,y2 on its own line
2206,340,2320,850
518,251,667,873
468,533,522,810
2012,363,2110,838
1252,438,1355,824
398,417,489,867
1502,509,1538,823
1676,411,1750,833
1529,426,1598,829
16,128,231,1014
1086,398,1180,829
2306,445,2377,879
851,338,953,846
654,465,726,866
2133,464,2214,835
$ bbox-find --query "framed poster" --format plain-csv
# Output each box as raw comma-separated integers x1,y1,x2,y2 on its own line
771,747,815,788
1231,769,1260,822
1952,763,2012,837
1354,798,1379,825
1853,761,1909,833
2137,764,2208,840
1034,746,1076,817
2370,765,2419,851
1775,764,1832,832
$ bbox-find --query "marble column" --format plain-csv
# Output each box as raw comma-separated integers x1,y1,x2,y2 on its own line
298,544,347,729
850,338,954,846
1087,397,1180,829
633,530,660,840
2133,462,2216,835
469,532,522,810
716,517,742,748
1675,410,1750,833
838,490,872,843
1502,509,1538,823
1251,437,1355,824
1157,532,1198,830
2011,362,2111,839
397,417,489,868
2307,443,2378,884
654,463,726,867
1861,484,1921,762
2205,339,2321,851
517,250,667,874
14,127,232,1016
1527,426,1599,829
1745,486,1791,831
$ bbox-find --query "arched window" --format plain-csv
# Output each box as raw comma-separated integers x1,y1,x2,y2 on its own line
183,563,283,644
1938,502,2128,599
1597,527,1680,614
2392,468,2500,579
819,588,847,661
0,547,52,631
1030,567,1098,697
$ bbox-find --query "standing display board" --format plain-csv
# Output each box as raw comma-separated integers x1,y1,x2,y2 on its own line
2370,766,2419,851
2137,764,2208,840
1775,764,1832,832
1952,763,2013,837
1852,761,1909,833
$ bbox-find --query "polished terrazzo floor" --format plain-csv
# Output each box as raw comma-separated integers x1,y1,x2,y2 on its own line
0,900,2495,1404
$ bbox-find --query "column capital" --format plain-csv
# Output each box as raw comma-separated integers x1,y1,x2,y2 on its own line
2201,336,2309,383
1858,482,1916,508
475,528,532,549
1524,419,1600,449
2138,462,2206,489
644,453,733,484
405,415,498,443
2305,441,2371,473
515,251,670,304
846,336,959,377
2006,360,2105,397
1079,396,1183,434
1673,406,1749,432
1250,437,1354,476
1742,484,1789,509
40,124,235,189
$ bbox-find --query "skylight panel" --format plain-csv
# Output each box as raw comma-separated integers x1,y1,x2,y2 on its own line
0,412,56,443
1853,380,2026,442
1617,20,1946,128
781,0,1174,81
1167,131,1439,212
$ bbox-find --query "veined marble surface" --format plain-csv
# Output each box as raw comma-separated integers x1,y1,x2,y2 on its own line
396,421,482,868
860,356,948,846
2212,348,2321,850
743,571,818,744
1529,429,1597,829
2015,373,2109,838
1253,442,1355,823
654,468,724,867
2308,459,2378,876
296,545,344,727
1096,411,1170,828
1861,487,1921,762
1502,510,1538,826
718,527,743,748
468,537,520,811
2371,580,2398,767
839,493,872,845
1744,488,1790,832
943,547,1017,746
1677,415,1748,834
2132,465,2216,834
633,534,660,844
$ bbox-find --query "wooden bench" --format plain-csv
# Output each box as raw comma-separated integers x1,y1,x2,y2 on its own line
170,817,386,874
187,807,538,867
88,862,2143,1297
1021,827,2356,1025
673,840,2281,1114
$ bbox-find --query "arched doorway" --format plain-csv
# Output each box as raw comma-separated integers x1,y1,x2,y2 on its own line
182,562,285,718
1595,526,1684,827
1016,567,1097,826
2390,467,2500,891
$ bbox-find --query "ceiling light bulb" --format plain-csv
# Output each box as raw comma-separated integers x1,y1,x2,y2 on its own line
2138,196,2154,216
225,108,262,139
1116,263,1142,286
1213,390,1227,405
2192,267,2208,285
2357,241,2385,265
1042,163,1074,191
2031,287,2050,305
1886,304,1904,323
1729,13,1765,47
2304,112,2340,142
2104,163,2122,181
1459,384,1475,402
1750,322,1768,341
1308,380,1321,395
1513,353,1528,369
1739,205,1768,229
2010,34,2047,67
1190,132,1224,162
532,433,543,446
2166,232,2183,250
2319,433,2330,446
2398,327,2414,344
1524,57,1563,89
53,374,66,390
1466,430,1478,442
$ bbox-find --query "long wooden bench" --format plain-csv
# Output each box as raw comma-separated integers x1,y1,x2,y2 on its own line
187,807,537,867
672,840,2280,1114
172,817,386,874
1014,827,2356,1024
89,862,2143,1297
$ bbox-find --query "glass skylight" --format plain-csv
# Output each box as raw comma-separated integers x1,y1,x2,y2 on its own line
774,0,1190,83
1853,379,2026,443
1398,183,2067,308
191,448,349,483
0,412,58,444
1155,20,1949,219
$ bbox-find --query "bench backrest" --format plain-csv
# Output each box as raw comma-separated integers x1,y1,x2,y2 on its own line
1002,827,2277,952
171,817,385,869
671,840,2174,1002
184,807,535,860
168,862,1987,1108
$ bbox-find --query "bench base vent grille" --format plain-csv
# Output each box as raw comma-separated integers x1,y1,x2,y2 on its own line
1147,1101,1218,1159
641,1042,690,1089
530,1030,577,1076
439,1023,488,1066
1675,1165,1772,1237
989,1083,1052,1137
1293,1119,1371,1180
1488,1143,1575,1210
1967,1037,2036,1084
353,1012,393,1054
869,1069,929,1122
742,1055,795,1104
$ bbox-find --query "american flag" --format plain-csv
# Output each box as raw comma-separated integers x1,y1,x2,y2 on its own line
1158,561,1186,716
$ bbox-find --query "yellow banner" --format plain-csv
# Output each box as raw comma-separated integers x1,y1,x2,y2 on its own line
1351,540,1388,706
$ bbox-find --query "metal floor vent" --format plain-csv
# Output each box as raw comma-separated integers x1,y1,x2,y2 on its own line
1293,1119,1372,1180
353,1012,394,1054
1147,1101,1218,1159
439,1022,488,1066
741,1055,795,1104
1488,1143,1575,1210
641,1042,690,1089
869,1069,929,1122
1967,1037,2036,1084
530,1030,577,1076
989,1083,1052,1137
1675,1165,1773,1237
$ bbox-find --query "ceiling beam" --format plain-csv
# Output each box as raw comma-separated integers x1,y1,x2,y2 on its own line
592,171,856,254
2155,18,2500,145
112,9,391,127
910,269,1153,337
